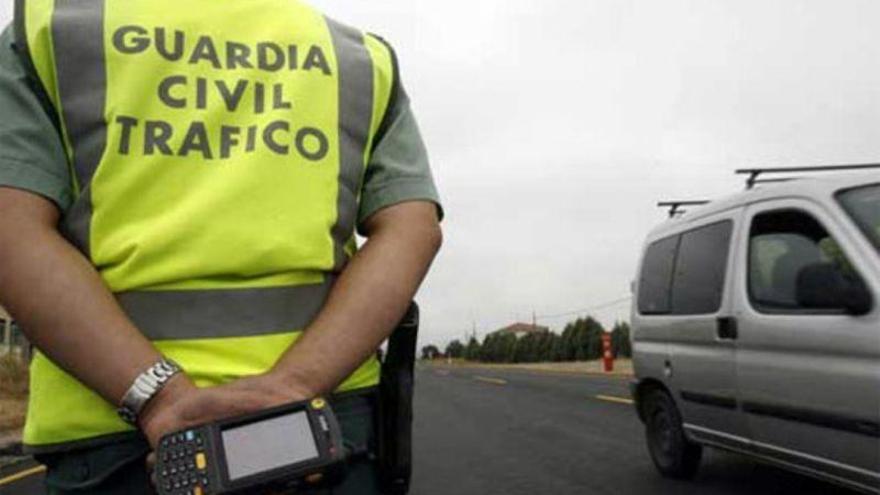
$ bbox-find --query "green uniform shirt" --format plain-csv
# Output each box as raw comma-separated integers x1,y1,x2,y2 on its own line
0,24,442,228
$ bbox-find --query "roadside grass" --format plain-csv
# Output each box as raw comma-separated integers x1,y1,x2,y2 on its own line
427,358,634,377
0,398,26,432
0,354,28,432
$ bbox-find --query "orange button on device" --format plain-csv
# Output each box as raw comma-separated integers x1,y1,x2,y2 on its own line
195,453,207,470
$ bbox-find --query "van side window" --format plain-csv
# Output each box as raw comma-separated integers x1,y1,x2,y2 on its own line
749,210,853,311
670,221,733,315
638,236,679,314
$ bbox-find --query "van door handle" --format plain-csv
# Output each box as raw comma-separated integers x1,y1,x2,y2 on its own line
717,317,738,340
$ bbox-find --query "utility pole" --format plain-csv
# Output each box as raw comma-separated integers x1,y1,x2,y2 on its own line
2,319,10,355
1,305,11,355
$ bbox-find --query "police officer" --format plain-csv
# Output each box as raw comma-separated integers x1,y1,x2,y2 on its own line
0,0,442,493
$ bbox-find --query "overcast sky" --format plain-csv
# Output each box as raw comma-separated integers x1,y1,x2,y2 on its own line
3,1,880,348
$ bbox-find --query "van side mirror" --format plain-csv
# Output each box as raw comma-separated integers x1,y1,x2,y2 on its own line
796,263,873,316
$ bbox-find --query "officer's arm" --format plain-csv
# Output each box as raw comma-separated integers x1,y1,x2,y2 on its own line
268,200,442,396
0,187,194,407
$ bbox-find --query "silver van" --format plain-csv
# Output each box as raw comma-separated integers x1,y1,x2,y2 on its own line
631,169,880,493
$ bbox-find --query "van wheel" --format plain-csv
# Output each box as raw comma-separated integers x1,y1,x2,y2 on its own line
643,389,702,479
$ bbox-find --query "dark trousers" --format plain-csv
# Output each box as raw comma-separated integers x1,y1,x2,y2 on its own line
36,393,383,495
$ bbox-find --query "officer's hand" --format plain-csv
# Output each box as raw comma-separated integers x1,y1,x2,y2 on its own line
139,372,314,449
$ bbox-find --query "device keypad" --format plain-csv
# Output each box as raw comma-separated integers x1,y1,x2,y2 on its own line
159,431,211,495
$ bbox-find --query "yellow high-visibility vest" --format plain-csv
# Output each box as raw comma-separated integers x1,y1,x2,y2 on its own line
15,0,396,450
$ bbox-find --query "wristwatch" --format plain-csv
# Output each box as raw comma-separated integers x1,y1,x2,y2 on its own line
117,358,183,426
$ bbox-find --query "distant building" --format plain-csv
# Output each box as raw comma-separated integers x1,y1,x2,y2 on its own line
494,323,550,337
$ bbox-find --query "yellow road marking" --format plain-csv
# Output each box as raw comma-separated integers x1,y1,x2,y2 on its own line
0,465,46,486
474,376,508,386
596,395,635,405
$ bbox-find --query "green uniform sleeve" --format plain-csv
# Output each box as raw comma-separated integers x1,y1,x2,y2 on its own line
0,25,72,210
357,80,443,234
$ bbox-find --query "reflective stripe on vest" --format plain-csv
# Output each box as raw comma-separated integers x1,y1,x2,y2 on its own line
118,280,334,341
53,0,105,255
16,0,395,448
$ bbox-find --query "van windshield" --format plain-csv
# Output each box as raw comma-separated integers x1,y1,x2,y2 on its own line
838,184,880,254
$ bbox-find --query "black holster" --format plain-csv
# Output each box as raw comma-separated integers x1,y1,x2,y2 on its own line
377,302,419,495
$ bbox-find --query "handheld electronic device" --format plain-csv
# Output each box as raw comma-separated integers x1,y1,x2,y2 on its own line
155,398,345,495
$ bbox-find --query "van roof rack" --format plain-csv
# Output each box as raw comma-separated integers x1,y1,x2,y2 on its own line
736,163,880,189
658,201,711,218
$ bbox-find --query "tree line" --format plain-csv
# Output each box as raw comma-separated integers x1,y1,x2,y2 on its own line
421,318,632,363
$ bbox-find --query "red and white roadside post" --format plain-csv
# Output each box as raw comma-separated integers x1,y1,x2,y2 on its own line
602,332,614,373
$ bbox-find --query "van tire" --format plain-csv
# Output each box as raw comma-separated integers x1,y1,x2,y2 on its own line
643,389,702,480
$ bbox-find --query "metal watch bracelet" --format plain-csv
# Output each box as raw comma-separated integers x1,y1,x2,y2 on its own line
117,358,183,426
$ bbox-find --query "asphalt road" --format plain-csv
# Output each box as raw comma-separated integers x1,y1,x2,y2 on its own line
1,364,861,494
408,364,857,495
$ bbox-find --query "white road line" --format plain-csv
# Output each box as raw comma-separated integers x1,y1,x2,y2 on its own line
596,395,635,405
474,376,508,386
0,465,46,486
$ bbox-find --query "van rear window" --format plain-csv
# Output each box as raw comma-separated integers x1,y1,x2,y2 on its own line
637,236,679,314
638,220,733,316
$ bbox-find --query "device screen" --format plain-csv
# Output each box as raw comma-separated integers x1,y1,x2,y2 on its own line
221,411,320,481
